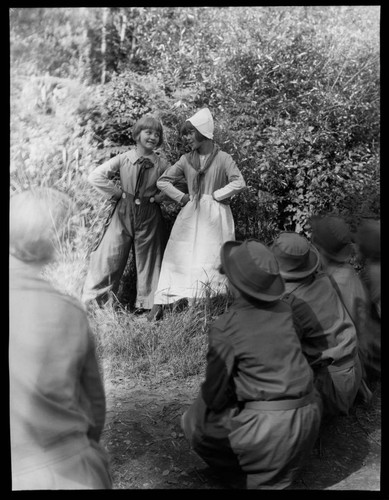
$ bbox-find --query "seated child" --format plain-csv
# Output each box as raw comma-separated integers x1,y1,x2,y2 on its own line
271,231,362,417
181,239,322,489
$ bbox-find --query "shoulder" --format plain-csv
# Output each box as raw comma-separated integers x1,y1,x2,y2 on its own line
49,289,89,321
215,150,233,161
123,149,137,163
315,270,332,284
167,155,189,170
210,309,239,338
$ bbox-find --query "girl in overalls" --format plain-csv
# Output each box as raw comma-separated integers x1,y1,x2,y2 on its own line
149,108,246,319
82,115,169,311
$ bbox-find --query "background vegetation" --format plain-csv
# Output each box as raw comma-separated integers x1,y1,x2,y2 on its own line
10,6,380,378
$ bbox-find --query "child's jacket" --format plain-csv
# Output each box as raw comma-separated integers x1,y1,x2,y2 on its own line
182,295,321,489
283,271,362,415
10,256,110,488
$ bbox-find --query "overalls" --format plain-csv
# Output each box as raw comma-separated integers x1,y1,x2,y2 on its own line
82,150,169,309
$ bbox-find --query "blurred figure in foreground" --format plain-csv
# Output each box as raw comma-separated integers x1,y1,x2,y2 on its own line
9,188,112,490
353,218,381,382
181,240,322,489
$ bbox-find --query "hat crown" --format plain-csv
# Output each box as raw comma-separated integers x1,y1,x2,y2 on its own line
311,216,352,261
273,232,310,258
226,240,284,299
271,232,319,279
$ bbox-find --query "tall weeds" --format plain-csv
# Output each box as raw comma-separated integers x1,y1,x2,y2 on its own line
87,294,232,382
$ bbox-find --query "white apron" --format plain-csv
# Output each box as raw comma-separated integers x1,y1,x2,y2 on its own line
154,195,235,304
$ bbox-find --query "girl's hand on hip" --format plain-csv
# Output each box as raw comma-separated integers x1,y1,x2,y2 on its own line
180,194,190,207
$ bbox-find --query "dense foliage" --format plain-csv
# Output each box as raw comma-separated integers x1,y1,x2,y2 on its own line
10,6,380,253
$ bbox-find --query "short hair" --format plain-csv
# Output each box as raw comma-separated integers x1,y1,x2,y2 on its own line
10,188,73,263
180,121,207,142
132,115,164,148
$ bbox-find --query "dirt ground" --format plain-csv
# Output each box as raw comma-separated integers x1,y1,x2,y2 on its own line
100,374,381,490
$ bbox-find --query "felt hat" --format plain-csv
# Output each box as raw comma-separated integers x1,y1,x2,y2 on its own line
310,215,352,263
354,218,380,260
271,231,320,280
187,108,214,139
220,239,285,302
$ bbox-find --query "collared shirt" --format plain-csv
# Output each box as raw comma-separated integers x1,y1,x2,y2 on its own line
88,149,169,201
9,256,106,466
156,149,246,204
201,295,314,412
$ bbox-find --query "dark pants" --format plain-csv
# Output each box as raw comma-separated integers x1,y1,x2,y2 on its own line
82,195,167,309
181,392,322,489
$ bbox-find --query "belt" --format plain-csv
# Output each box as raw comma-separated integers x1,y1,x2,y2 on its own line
243,391,315,411
121,192,156,205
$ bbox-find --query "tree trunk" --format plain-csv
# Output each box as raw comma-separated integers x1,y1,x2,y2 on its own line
101,7,109,84
120,9,128,50
78,8,91,83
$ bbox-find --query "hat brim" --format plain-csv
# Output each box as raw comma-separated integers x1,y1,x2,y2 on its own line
314,242,351,264
278,244,321,280
221,241,285,302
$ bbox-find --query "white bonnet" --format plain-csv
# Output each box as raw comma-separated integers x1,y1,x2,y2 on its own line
187,108,214,139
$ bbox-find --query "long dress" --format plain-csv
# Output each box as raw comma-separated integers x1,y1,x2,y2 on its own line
153,148,246,304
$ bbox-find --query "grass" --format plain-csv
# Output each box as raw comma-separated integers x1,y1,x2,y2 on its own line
43,252,232,382
88,293,232,382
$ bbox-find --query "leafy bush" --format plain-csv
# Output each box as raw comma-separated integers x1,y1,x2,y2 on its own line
10,6,380,309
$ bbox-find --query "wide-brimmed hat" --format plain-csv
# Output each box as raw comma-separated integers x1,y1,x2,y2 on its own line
220,239,285,302
271,231,320,280
187,108,214,139
310,215,352,263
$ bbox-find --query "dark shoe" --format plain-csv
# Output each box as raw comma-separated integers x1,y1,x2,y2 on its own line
147,304,163,322
133,308,148,315
173,298,189,312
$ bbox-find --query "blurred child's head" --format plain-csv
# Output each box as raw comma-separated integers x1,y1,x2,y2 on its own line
132,115,164,148
10,188,73,264
354,219,380,261
310,215,352,263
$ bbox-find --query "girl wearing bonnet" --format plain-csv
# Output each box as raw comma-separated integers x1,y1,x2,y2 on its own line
149,108,246,319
